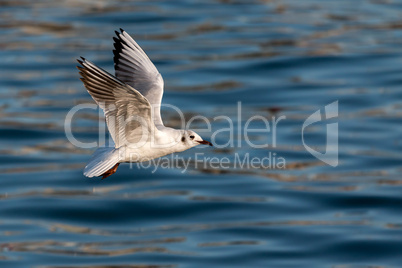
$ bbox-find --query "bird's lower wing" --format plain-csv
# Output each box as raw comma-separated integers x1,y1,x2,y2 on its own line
77,57,157,148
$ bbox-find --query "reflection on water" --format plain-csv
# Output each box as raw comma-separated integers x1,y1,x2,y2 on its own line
1,0,402,267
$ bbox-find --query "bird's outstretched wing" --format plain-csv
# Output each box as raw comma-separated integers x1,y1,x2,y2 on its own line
77,57,157,148
113,29,164,127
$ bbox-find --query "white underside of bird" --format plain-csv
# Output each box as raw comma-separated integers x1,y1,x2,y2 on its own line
77,29,212,178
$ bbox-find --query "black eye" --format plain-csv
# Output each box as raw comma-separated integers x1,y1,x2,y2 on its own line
190,135,195,139
181,137,185,142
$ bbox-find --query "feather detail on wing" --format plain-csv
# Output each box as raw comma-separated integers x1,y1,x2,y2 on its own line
77,57,157,148
113,29,164,127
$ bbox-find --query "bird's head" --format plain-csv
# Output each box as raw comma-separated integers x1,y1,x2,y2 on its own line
180,130,212,149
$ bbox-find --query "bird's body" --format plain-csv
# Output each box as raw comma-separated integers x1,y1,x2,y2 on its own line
77,29,211,178
120,127,197,162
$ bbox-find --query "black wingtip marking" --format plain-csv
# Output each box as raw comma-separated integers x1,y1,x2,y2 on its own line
120,28,124,33
113,34,127,67
113,37,120,44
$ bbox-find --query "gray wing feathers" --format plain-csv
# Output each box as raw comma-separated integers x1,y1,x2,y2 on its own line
113,29,164,127
77,57,156,148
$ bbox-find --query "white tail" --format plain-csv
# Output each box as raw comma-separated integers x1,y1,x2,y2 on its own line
84,147,121,178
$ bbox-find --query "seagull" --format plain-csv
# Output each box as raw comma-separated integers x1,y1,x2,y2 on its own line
77,29,212,179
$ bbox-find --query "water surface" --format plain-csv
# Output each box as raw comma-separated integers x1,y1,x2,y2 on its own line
1,1,402,267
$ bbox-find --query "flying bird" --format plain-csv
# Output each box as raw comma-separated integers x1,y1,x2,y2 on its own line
77,29,212,179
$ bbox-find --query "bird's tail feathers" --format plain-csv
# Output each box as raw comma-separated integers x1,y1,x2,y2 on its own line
84,147,121,178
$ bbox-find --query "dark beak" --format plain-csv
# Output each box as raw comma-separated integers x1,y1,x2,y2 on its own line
197,140,213,146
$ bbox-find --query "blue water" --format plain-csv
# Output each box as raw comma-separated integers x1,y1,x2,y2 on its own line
1,0,402,267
